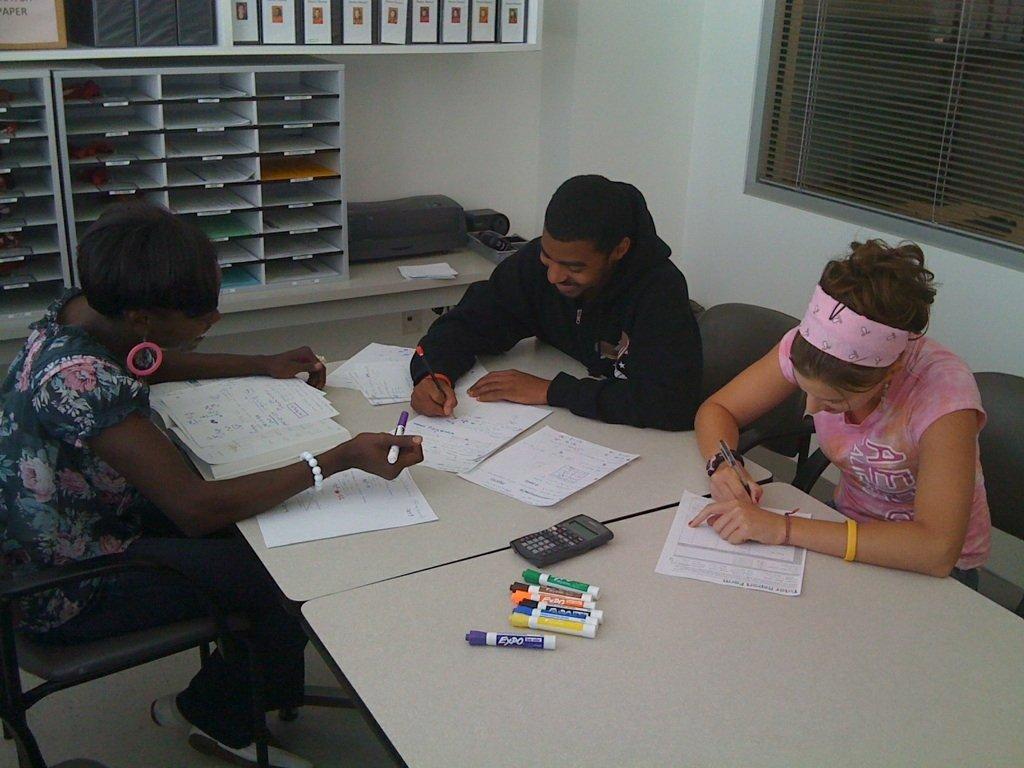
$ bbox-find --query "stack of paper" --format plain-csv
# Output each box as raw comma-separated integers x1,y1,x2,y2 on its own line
326,343,416,405
397,262,458,280
256,468,438,547
405,362,551,473
655,491,810,596
458,426,637,506
150,377,348,480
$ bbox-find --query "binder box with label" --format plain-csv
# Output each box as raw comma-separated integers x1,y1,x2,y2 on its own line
67,0,137,47
469,0,495,42
261,0,299,44
231,0,260,43
498,0,526,43
177,0,217,45
299,0,333,43
409,0,439,43
439,0,468,43
377,0,407,44
342,0,373,43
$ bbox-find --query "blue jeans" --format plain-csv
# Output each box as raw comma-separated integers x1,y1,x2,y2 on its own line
33,533,307,748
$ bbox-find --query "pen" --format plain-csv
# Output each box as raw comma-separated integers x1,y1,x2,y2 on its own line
387,410,409,465
414,345,448,400
718,439,753,500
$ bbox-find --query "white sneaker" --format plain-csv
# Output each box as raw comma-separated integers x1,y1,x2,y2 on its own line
150,693,191,733
188,726,314,768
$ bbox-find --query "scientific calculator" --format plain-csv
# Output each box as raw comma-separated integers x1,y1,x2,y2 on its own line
511,514,614,567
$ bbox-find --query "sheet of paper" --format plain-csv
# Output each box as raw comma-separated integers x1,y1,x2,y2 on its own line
158,377,337,450
404,362,547,473
256,469,438,547
173,418,349,466
345,360,413,405
458,426,637,506
398,262,458,280
655,491,810,597
326,344,416,390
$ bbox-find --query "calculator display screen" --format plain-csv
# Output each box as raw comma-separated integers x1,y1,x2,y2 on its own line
566,520,599,540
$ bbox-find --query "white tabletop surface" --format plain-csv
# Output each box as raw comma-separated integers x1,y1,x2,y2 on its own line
303,483,1024,768
237,339,769,602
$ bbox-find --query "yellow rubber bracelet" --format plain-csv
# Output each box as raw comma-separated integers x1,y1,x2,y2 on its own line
844,519,859,562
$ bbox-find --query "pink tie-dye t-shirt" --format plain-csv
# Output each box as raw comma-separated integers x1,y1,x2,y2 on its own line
778,328,990,570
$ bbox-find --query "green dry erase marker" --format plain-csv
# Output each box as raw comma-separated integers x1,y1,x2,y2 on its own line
522,569,600,599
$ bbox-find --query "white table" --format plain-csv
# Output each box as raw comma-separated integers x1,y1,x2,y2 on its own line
236,339,769,602
303,483,1024,768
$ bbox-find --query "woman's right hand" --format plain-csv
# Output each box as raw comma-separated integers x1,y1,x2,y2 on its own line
338,432,424,480
710,463,763,504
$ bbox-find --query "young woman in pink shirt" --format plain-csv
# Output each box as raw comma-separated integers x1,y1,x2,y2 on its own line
693,240,990,585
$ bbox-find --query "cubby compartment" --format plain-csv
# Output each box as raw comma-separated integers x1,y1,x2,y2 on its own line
255,70,341,100
258,125,341,156
260,179,340,209
216,237,263,268
0,137,49,170
256,97,341,129
262,202,343,235
62,104,163,137
264,255,341,286
194,210,262,242
60,75,161,106
169,183,260,215
66,133,164,166
165,129,258,160
263,228,344,261
163,101,256,131
161,72,255,103
220,262,264,292
260,151,340,182
166,157,259,188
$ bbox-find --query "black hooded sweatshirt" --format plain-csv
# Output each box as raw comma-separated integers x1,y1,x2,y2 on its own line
410,185,702,431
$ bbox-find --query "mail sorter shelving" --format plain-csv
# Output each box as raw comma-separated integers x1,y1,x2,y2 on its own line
0,71,72,331
53,64,347,297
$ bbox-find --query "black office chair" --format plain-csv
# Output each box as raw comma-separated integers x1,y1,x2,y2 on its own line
0,554,270,768
698,303,812,467
975,372,1024,617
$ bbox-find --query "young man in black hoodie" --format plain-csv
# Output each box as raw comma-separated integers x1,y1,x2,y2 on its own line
409,175,702,431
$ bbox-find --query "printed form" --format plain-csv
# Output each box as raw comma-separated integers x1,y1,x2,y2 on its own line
458,426,638,506
326,343,416,404
656,491,810,596
405,363,550,473
257,469,438,547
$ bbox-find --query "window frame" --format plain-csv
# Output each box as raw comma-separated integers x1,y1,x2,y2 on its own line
744,0,1023,273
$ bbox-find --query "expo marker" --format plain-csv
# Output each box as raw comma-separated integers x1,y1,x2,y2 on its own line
509,612,597,639
465,630,556,650
510,590,593,610
523,569,600,599
518,598,603,624
513,605,596,627
509,581,580,598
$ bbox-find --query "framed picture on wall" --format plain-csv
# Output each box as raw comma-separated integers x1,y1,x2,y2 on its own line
0,0,67,50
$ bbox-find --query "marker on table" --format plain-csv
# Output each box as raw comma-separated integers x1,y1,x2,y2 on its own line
386,410,409,465
509,612,597,639
508,581,581,599
414,345,448,400
518,598,603,624
510,590,593,610
465,630,556,650
718,439,753,500
522,569,600,599
513,605,597,627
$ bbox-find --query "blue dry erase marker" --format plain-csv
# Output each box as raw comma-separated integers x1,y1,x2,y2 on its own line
518,598,603,624
513,605,596,627
465,630,556,650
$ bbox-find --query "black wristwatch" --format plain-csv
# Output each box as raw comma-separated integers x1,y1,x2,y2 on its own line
706,450,744,477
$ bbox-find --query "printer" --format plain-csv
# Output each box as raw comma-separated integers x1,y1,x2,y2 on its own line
347,195,468,263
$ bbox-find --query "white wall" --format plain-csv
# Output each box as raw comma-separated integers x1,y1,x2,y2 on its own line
538,0,705,262
680,0,1024,375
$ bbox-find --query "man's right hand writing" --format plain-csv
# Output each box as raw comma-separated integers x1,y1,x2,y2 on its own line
410,376,458,417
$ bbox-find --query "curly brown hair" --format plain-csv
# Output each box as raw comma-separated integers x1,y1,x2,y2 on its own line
790,240,937,392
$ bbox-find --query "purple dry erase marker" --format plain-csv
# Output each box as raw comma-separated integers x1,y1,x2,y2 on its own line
386,410,410,465
465,630,556,650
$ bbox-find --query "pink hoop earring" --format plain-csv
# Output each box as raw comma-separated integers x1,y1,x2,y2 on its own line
126,341,163,377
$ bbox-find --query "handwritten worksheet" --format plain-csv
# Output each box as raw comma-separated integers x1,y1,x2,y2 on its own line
458,426,638,506
326,343,416,404
158,377,338,449
656,491,810,596
256,469,438,547
405,363,550,473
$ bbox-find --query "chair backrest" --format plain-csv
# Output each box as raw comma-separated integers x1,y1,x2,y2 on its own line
698,303,806,457
976,372,1024,539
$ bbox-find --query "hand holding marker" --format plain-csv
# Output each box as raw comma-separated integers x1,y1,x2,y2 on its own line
386,411,409,465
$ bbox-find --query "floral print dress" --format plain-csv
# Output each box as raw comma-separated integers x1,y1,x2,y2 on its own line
0,290,151,632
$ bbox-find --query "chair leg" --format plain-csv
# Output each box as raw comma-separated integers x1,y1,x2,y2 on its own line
3,714,47,768
302,685,355,710
243,641,270,768
198,642,210,665
3,721,11,740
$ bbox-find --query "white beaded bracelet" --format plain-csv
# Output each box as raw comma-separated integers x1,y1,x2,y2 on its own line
300,451,324,491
